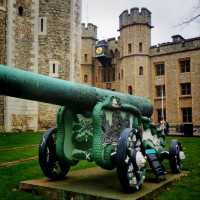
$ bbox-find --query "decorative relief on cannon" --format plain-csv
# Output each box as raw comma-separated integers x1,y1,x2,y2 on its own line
0,65,185,193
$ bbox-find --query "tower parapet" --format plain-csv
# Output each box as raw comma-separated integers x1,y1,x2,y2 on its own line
82,23,97,40
119,7,152,30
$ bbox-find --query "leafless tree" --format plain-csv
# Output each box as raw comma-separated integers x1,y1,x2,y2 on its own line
181,0,200,24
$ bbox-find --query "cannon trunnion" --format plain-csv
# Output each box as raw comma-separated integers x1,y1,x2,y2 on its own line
0,65,185,193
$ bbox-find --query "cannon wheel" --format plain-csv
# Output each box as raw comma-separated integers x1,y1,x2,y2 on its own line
169,139,182,173
116,128,145,193
39,128,70,179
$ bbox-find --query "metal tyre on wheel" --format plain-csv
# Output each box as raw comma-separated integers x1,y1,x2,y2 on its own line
169,139,183,173
116,128,146,193
39,128,70,179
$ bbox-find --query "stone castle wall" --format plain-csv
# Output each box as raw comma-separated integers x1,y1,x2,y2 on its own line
81,7,200,129
119,7,151,30
81,23,97,85
119,10,151,97
150,49,200,127
38,0,82,130
1,0,82,132
0,5,6,131
4,0,39,131
38,0,72,130
82,23,97,39
0,5,6,64
150,37,200,56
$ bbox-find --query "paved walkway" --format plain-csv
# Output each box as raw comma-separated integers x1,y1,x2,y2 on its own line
20,167,188,200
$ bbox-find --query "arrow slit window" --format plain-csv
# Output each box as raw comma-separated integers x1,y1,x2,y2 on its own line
39,17,47,35
49,61,59,78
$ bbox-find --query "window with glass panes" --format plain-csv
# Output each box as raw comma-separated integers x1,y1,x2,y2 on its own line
181,83,191,95
155,63,165,76
157,108,166,122
156,85,165,97
128,43,132,53
182,108,192,122
180,58,190,73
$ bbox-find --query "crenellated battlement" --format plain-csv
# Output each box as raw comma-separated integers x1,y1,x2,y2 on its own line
150,36,200,56
119,7,152,30
107,37,118,45
82,23,97,40
96,38,119,50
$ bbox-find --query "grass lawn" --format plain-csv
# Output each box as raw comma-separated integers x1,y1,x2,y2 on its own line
0,133,200,200
0,146,37,163
0,132,42,148
157,136,200,200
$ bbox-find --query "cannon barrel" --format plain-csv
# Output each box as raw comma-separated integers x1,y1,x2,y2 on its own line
0,65,153,117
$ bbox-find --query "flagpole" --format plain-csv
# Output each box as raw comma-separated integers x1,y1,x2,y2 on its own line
161,85,164,120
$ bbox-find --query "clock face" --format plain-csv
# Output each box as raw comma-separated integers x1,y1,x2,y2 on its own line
96,47,103,55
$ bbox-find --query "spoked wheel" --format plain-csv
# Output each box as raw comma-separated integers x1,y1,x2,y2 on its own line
116,128,146,193
169,139,184,173
39,128,70,179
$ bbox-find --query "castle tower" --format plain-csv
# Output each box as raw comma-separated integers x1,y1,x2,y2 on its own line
119,7,152,98
37,0,82,130
81,23,97,85
3,0,82,131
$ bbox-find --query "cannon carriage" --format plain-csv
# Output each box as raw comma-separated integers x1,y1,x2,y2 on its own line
0,65,185,192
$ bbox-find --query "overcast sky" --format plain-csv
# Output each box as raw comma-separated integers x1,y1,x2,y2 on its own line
82,0,200,45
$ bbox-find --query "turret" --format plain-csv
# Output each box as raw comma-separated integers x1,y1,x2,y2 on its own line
119,7,152,98
81,23,97,85
82,23,97,40
119,7,152,30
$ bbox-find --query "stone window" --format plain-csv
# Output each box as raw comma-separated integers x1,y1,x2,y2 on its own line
182,107,192,123
41,18,44,32
156,85,165,97
102,69,106,82
0,0,5,7
112,68,115,81
49,60,59,77
128,85,133,95
106,83,111,90
139,66,143,75
52,63,56,74
121,69,124,80
18,6,24,16
128,43,132,54
84,54,88,62
181,83,191,95
139,42,143,52
110,50,114,58
115,49,120,58
155,63,165,76
84,74,88,83
156,47,160,52
102,68,115,82
39,17,47,35
157,108,166,123
107,68,111,82
180,58,190,73
118,73,120,80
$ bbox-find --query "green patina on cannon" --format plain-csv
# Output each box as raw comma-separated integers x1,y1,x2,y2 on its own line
0,65,185,192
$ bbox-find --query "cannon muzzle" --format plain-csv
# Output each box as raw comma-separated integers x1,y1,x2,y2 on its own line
0,65,153,117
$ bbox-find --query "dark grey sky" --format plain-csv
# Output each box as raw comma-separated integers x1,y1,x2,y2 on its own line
82,0,200,45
